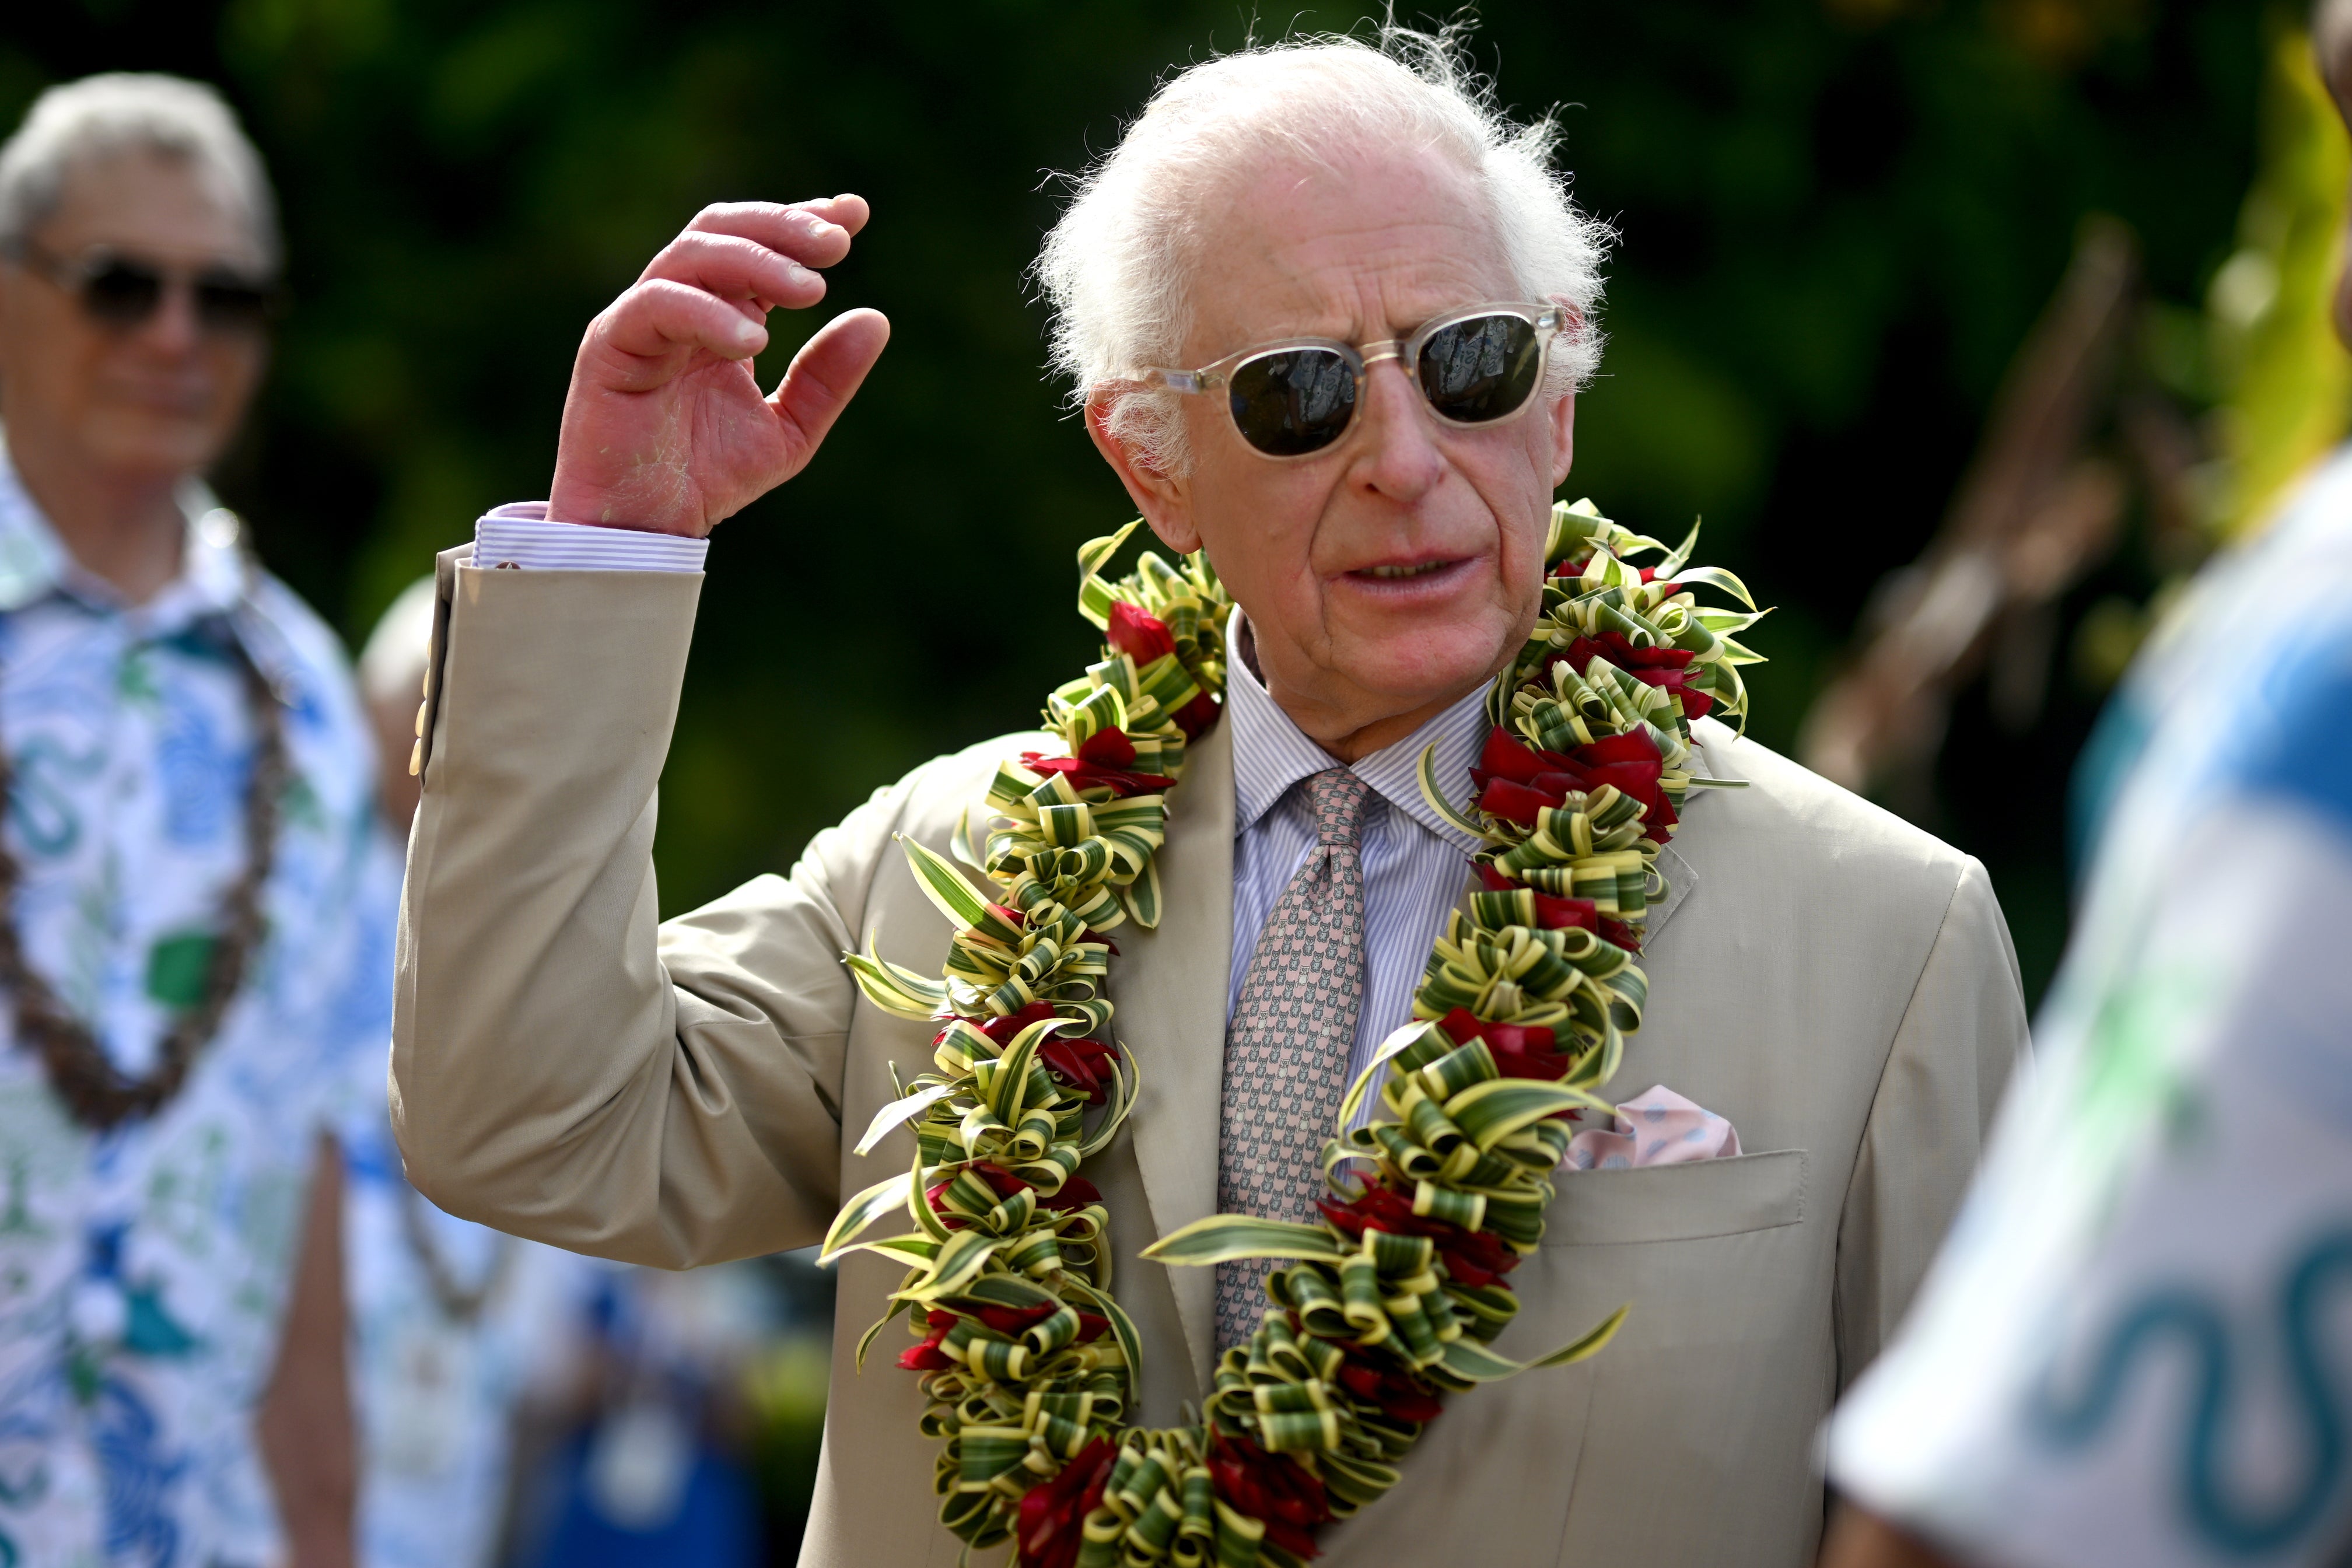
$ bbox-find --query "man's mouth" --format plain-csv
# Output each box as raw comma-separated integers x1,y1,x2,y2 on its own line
1354,558,1461,582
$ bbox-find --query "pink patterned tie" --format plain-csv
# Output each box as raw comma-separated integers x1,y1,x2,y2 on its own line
1215,766,1372,1352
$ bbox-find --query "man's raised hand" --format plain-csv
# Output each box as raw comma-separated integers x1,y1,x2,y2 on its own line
548,197,890,537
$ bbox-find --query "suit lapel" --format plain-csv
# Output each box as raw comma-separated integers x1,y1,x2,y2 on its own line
1644,723,1741,945
1112,711,1235,1392
1648,840,1699,943
1646,719,1759,945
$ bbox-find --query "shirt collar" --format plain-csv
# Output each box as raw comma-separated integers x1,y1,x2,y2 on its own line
1224,604,1489,853
0,435,247,628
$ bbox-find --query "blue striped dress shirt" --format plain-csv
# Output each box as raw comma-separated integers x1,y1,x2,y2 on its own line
1223,614,1489,1132
475,502,710,572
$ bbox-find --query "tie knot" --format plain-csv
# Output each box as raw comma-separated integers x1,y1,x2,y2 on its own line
1304,767,1371,846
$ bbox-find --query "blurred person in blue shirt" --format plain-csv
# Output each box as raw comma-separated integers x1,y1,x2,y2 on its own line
1822,5,2352,1564
0,74,380,1567
505,1262,771,1568
355,584,780,1568
346,578,601,1568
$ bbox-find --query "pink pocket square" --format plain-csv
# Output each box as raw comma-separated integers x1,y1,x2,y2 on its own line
1563,1084,1741,1171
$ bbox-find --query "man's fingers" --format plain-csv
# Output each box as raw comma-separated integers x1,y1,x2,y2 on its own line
672,200,860,275
761,193,867,237
808,193,870,236
592,278,768,385
769,307,890,465
629,198,875,326
641,231,825,316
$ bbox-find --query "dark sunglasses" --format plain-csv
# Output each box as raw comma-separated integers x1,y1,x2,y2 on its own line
1142,302,1572,459
14,242,275,335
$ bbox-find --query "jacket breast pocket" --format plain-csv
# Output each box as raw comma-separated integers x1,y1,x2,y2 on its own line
1538,1147,1808,1248
1500,1149,1826,1568
1327,1152,1819,1568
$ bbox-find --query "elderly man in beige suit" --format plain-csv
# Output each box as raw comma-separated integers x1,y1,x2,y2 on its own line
390,29,2027,1568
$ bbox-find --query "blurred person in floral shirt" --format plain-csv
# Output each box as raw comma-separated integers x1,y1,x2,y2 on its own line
0,74,383,1567
343,578,603,1568
353,582,782,1568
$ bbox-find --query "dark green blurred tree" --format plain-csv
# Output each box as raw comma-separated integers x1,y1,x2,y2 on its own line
0,0,2272,1002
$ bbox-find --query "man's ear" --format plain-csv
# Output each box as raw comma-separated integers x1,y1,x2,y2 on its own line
1086,390,1201,554
1547,390,1577,491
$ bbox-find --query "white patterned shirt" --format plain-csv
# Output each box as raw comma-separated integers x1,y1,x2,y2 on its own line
340,831,598,1568
0,446,380,1568
1828,449,2352,1566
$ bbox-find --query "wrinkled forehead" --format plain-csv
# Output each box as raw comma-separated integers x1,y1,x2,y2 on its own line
43,144,267,269
1179,142,1518,360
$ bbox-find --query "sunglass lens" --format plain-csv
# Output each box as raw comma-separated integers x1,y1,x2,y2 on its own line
80,262,163,327
1227,348,1356,456
1418,314,1543,425
195,275,271,332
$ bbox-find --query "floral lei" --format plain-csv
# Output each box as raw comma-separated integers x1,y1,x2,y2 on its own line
828,499,1763,1567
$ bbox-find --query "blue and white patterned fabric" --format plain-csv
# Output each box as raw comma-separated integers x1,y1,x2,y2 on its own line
0,443,380,1568
340,830,596,1568
1826,447,2352,1567
1223,611,1486,1133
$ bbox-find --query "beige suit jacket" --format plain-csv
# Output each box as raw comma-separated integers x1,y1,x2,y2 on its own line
391,552,2029,1568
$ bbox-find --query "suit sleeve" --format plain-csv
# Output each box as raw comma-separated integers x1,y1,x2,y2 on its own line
389,552,901,1269
1833,855,2030,1388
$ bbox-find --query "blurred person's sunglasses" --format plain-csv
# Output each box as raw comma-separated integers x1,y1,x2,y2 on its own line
12,242,275,336
1140,302,1573,460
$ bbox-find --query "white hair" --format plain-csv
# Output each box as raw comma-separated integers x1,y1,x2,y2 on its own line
0,74,279,272
1034,22,1610,473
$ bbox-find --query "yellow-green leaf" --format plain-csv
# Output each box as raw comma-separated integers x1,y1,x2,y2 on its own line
899,835,992,929
1142,1214,1350,1268
818,1169,915,1265
853,1083,955,1157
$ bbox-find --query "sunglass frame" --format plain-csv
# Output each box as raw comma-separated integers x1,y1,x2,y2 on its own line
9,241,278,335
1139,300,1573,460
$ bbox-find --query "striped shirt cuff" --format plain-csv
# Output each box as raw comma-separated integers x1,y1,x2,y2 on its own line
473,503,709,573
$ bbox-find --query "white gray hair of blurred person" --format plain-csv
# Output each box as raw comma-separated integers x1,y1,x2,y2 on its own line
1032,21,1611,478
359,576,437,834
0,72,280,276
2323,0,2352,49
0,74,282,607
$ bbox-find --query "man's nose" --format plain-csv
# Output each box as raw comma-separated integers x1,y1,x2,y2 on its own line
1348,355,1445,502
135,279,204,355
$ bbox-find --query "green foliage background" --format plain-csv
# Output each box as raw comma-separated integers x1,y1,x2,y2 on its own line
0,0,2281,1003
